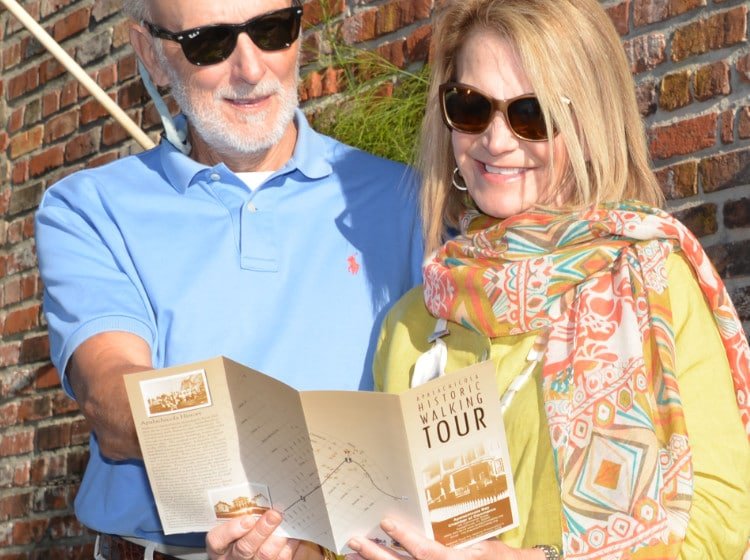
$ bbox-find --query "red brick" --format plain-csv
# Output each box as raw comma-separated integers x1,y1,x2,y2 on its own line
29,145,65,178
51,391,79,415
32,486,71,514
672,6,748,62
71,417,90,445
87,151,120,167
699,149,750,193
0,492,32,521
8,107,25,134
659,70,691,111
41,0,76,19
9,184,44,216
9,126,44,159
724,197,750,229
635,79,658,117
117,80,148,109
96,64,118,90
19,335,50,364
655,161,698,199
670,0,706,17
322,66,344,95
11,160,29,185
608,0,631,35
42,90,60,118
739,54,750,83
694,60,731,101
52,7,90,43
377,40,405,69
44,110,79,143
302,0,346,28
633,0,669,27
64,130,100,163
35,422,71,451
80,96,114,125
23,217,34,241
7,67,39,100
113,19,131,49
47,514,88,540
30,455,66,485
721,108,734,144
376,1,412,36
301,71,324,102
649,113,717,160
34,365,60,390
117,54,137,82
739,107,750,139
2,41,22,70
672,203,718,238
0,429,35,457
405,24,431,65
624,33,667,73
0,403,19,428
18,395,52,423
60,80,78,107
2,306,40,337
38,56,67,85
343,9,377,43
11,518,48,545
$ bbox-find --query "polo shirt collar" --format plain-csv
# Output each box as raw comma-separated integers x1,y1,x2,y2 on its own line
159,110,332,194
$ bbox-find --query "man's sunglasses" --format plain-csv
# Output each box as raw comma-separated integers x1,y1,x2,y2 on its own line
439,82,556,142
144,4,304,66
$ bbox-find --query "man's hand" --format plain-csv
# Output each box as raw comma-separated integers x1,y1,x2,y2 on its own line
207,510,325,560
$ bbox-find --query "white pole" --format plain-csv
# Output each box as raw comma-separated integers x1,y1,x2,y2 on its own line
1,0,156,150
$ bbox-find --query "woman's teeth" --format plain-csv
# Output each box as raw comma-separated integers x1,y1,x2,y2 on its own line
485,164,525,174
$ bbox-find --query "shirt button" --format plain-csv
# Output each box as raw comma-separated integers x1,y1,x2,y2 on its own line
246,202,257,212
209,172,221,181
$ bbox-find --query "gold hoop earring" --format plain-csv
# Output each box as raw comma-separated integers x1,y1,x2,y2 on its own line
452,167,468,191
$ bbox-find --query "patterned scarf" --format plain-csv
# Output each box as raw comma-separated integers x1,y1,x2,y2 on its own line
423,202,750,559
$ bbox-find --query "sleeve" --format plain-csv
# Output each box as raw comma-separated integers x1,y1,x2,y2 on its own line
35,181,156,398
666,253,750,558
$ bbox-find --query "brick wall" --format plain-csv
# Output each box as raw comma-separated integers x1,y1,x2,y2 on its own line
0,0,748,556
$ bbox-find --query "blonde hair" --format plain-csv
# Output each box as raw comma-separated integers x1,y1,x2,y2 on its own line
418,0,664,252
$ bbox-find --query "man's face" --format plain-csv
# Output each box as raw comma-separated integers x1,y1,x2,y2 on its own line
146,0,300,159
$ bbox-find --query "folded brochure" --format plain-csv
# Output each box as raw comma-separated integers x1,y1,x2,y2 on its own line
124,356,518,553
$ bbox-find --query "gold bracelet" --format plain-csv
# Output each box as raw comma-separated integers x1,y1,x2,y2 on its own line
532,544,560,560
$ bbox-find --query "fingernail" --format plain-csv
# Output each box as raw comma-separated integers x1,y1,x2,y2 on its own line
348,539,361,552
381,519,396,532
267,509,283,523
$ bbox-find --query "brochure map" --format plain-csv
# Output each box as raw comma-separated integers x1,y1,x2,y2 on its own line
124,357,518,553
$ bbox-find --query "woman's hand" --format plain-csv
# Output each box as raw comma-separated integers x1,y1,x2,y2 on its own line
207,509,323,560
346,519,543,560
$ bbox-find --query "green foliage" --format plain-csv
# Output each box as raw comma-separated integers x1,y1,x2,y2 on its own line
304,17,430,164
313,64,429,164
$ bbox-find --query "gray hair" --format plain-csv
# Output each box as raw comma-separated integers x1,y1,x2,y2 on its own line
123,0,150,21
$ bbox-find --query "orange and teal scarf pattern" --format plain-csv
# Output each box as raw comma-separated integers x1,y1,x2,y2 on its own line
423,202,750,559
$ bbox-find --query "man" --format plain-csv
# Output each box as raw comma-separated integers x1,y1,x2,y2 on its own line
34,0,423,558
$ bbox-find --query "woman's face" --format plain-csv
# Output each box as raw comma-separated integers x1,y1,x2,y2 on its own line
451,30,567,219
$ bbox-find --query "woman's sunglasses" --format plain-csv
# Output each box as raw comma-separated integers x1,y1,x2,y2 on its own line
144,4,304,66
439,82,555,142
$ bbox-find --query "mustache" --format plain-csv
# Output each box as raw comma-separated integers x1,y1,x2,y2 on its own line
214,79,283,101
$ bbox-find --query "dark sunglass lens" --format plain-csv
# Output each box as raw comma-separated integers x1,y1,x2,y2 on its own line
183,27,237,64
248,10,299,51
507,97,547,140
445,88,492,133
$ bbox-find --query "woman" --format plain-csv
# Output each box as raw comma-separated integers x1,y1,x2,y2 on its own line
347,0,750,558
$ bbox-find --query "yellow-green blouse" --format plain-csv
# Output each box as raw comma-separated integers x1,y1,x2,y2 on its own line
374,252,750,558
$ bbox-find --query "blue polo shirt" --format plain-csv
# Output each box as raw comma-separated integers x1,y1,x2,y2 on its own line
35,111,423,546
